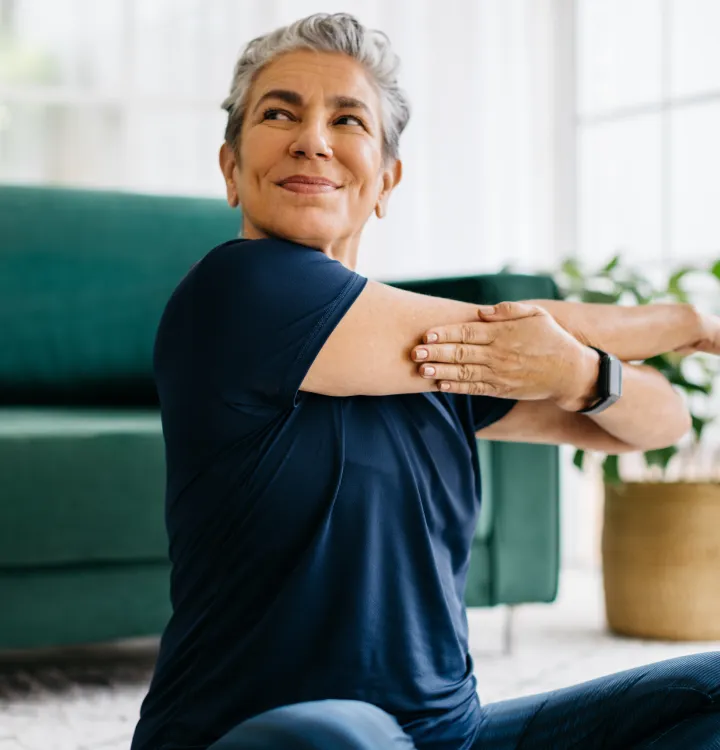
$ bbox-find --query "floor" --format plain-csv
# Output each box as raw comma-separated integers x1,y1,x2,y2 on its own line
1,567,718,750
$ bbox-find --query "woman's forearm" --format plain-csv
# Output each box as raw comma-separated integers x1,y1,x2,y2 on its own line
586,361,691,450
524,300,703,361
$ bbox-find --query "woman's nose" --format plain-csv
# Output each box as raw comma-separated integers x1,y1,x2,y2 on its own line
289,120,333,160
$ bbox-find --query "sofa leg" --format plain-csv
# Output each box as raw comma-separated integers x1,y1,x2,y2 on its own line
502,606,515,655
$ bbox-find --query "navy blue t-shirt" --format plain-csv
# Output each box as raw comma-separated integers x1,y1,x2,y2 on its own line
131,238,516,750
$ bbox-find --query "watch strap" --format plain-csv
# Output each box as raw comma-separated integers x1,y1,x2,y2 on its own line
577,346,622,415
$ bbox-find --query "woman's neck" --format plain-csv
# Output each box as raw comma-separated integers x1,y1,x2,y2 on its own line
242,220,360,271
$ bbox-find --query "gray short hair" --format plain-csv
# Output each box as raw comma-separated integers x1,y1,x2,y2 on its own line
220,13,411,162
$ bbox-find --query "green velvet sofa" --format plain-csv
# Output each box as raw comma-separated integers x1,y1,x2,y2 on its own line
0,184,560,651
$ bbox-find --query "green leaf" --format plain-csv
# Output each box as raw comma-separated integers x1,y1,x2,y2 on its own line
612,279,654,305
601,255,621,274
643,354,678,378
602,454,622,485
561,258,584,281
644,445,679,472
581,290,621,304
666,374,712,395
573,449,586,471
627,288,652,305
711,260,720,280
691,415,711,441
643,355,712,394
666,267,694,303
668,266,694,285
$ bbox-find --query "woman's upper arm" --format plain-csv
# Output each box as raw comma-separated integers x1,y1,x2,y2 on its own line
474,399,636,453
191,238,484,407
300,279,481,397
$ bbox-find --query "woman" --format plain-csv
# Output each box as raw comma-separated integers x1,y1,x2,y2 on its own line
131,13,720,750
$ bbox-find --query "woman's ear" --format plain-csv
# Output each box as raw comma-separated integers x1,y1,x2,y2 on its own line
375,159,402,219
219,142,240,208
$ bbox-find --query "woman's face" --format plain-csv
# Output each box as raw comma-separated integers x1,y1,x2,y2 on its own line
219,49,401,261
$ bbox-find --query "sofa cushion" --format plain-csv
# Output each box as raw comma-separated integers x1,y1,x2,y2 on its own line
0,185,240,404
0,408,167,567
0,563,171,649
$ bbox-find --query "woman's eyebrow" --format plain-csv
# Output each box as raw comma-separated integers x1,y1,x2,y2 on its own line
252,89,372,118
253,89,303,113
330,96,371,116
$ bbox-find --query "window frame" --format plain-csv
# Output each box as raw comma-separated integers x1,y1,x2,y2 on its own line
569,0,720,267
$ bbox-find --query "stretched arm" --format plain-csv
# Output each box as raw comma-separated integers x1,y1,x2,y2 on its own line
415,302,692,452
475,355,691,452
521,299,704,361
301,281,583,399
508,300,698,450
298,281,691,451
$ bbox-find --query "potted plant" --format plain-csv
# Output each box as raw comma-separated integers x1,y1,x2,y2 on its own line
554,254,720,640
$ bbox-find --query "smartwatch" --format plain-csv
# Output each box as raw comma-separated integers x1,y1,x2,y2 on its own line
577,346,623,415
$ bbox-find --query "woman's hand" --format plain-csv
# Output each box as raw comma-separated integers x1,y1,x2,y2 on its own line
673,312,720,356
411,301,600,411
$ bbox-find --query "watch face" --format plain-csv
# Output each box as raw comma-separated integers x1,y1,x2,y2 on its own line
580,349,622,414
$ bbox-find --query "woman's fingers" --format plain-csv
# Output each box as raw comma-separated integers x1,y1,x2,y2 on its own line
421,321,494,346
412,304,584,403
435,379,501,395
412,342,489,364
422,301,545,344
418,362,491,383
476,300,546,321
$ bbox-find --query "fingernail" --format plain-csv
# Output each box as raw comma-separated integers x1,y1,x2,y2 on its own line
415,349,428,360
425,333,438,343
478,305,496,315
422,366,435,377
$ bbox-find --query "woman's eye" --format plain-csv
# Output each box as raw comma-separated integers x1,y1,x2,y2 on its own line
262,109,293,121
335,115,364,127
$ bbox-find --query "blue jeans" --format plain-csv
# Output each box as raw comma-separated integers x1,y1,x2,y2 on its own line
207,652,720,749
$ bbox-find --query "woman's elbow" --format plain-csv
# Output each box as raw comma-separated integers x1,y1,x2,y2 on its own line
632,406,693,452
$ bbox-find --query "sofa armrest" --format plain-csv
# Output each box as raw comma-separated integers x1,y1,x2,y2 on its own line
477,440,560,605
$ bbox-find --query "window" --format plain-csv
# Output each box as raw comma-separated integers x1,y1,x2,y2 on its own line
576,0,720,267
563,0,720,570
0,0,231,195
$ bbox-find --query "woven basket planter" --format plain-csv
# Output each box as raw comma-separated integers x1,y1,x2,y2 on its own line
602,482,720,641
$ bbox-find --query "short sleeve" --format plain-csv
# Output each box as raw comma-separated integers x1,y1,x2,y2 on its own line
191,238,367,410
469,394,518,432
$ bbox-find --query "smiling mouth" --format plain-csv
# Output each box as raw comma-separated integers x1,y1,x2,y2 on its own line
280,182,337,194
276,176,341,195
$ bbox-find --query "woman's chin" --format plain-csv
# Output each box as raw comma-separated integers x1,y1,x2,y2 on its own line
270,218,340,248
